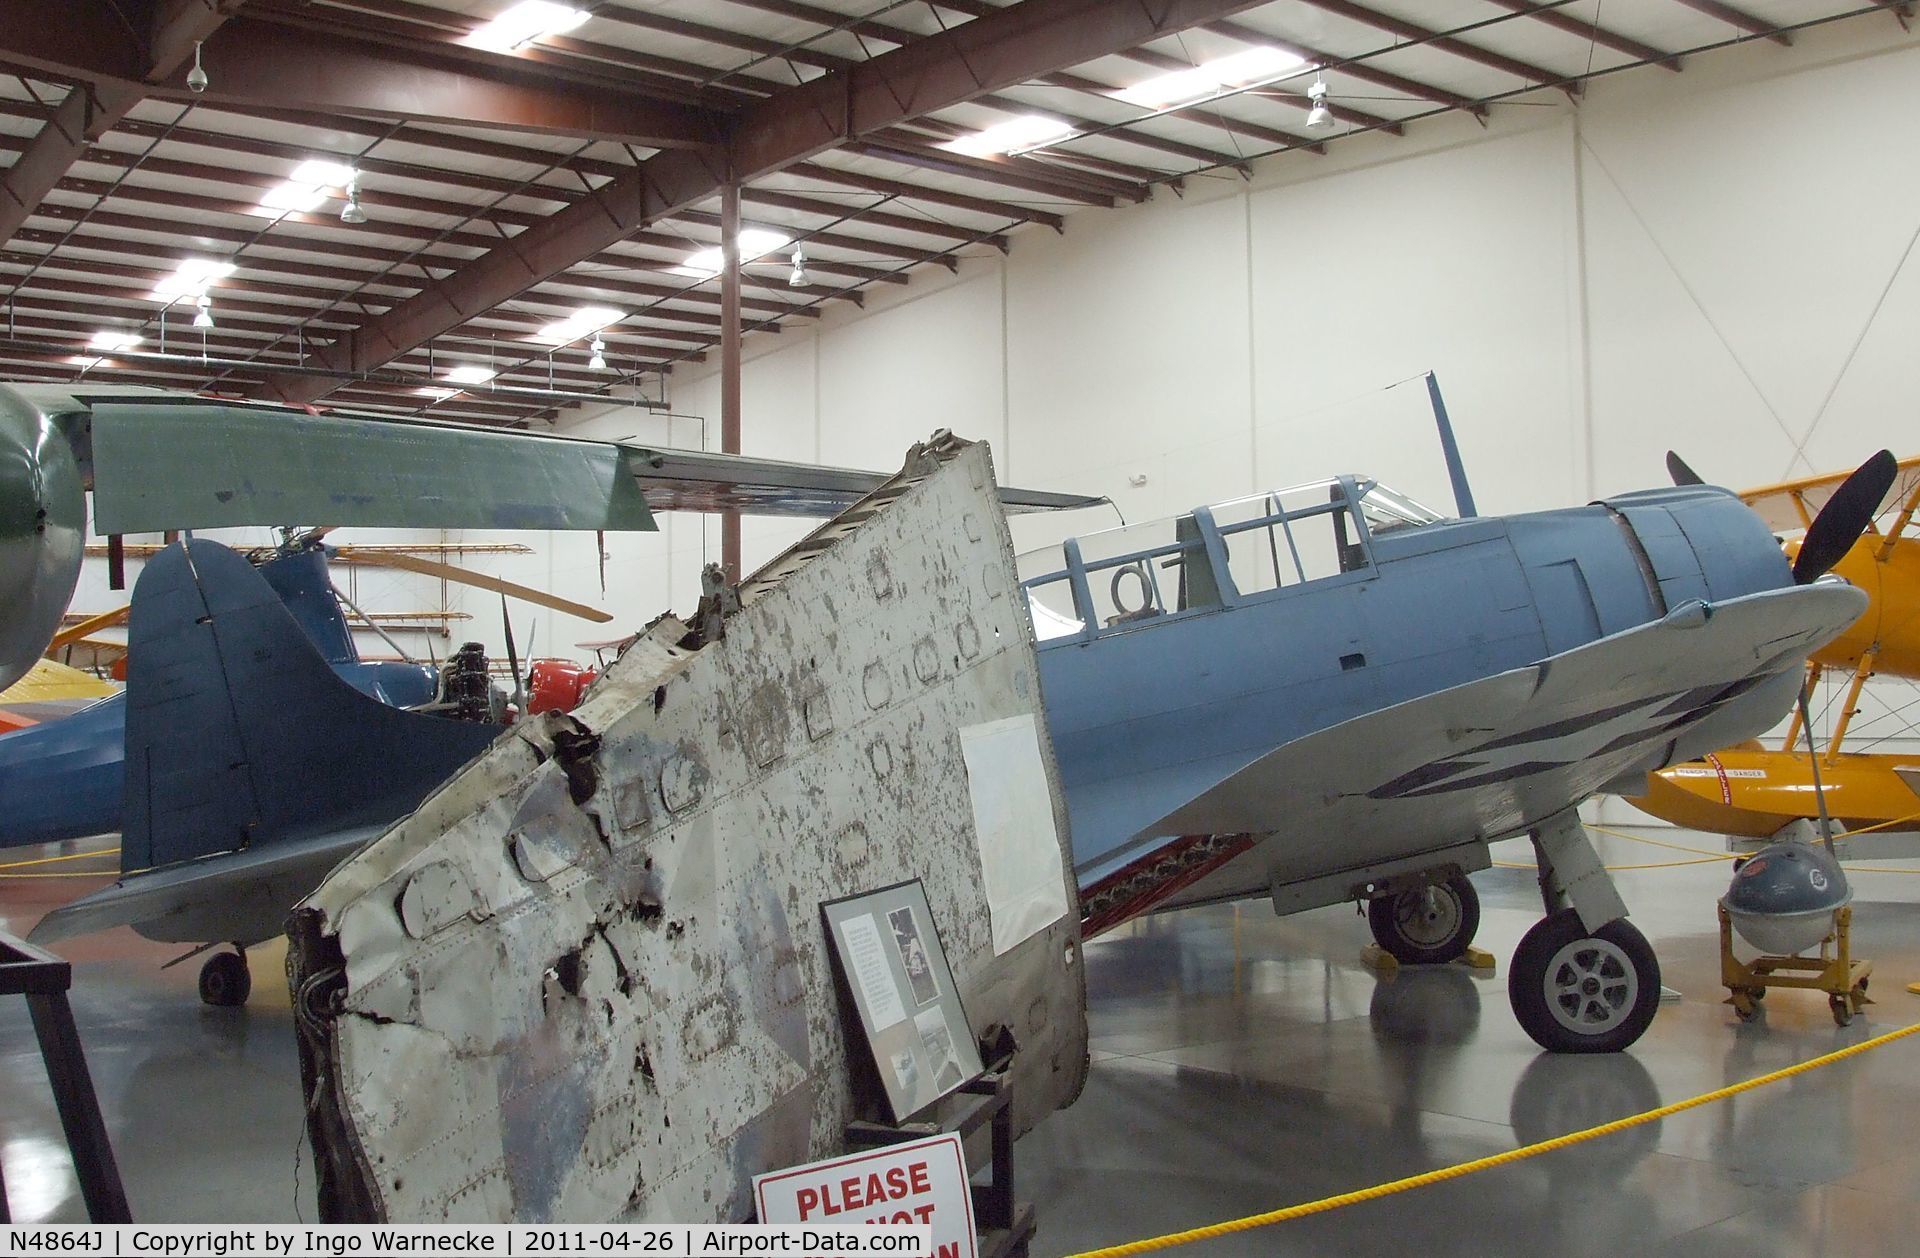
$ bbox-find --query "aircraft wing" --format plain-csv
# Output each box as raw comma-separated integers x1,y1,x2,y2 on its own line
82,398,1094,534
1737,455,1920,534
0,658,117,705
0,658,118,727
1120,581,1866,909
28,824,386,948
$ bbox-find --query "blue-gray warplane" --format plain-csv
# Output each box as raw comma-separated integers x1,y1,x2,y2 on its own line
4,379,1884,1055
1020,380,1884,1052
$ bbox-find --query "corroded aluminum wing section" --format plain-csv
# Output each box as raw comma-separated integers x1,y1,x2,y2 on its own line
290,439,1086,1223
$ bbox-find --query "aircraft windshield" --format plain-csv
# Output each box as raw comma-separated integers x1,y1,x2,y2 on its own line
1018,476,1431,642
1357,482,1443,534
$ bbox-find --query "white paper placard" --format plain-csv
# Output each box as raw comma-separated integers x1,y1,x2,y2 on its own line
959,713,1069,955
839,912,908,1027
754,1131,977,1258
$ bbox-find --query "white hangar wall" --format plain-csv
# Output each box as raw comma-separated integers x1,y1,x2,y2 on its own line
493,19,1920,781
648,17,1920,552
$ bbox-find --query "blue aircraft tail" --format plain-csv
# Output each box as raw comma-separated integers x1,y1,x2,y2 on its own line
121,539,500,873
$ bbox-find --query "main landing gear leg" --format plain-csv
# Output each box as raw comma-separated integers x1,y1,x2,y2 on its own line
1508,810,1660,1054
198,946,252,1007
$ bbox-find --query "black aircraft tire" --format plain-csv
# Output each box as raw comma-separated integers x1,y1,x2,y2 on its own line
1509,910,1659,1054
199,951,252,1007
1367,872,1480,966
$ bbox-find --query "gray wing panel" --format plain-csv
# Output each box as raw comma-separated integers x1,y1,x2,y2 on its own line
91,403,656,534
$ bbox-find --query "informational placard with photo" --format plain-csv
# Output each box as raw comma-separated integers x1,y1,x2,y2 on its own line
822,880,985,1122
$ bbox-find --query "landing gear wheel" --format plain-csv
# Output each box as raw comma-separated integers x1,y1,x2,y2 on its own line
199,949,251,1007
1367,873,1481,966
1509,910,1660,1053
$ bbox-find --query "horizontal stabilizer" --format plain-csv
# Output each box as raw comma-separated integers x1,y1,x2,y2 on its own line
31,825,385,947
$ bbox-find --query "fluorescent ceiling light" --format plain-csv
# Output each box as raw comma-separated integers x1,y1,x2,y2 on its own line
443,365,496,386
1115,47,1308,109
671,229,794,278
464,1,589,53
939,114,1074,158
257,159,357,216
87,331,143,352
417,387,460,401
535,305,623,345
150,258,235,303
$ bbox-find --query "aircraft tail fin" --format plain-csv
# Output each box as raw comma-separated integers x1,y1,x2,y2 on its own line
121,540,499,874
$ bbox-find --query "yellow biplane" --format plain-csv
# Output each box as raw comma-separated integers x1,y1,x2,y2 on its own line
0,657,120,731
1628,455,1920,849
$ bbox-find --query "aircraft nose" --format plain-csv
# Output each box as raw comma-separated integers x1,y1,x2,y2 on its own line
0,388,87,692
1608,487,1795,608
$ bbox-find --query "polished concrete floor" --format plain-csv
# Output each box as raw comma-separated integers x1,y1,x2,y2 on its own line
8,827,1920,1255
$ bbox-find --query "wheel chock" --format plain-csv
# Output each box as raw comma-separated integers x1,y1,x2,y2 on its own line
1460,946,1496,972
1360,944,1399,973
1908,981,1920,997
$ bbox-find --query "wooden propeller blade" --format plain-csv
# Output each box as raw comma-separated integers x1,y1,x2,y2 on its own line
50,605,131,650
342,551,615,623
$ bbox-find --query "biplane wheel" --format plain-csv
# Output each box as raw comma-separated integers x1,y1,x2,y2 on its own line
1509,911,1659,1053
1367,872,1480,966
199,949,252,1007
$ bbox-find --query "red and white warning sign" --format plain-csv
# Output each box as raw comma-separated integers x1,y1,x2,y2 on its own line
753,1131,977,1258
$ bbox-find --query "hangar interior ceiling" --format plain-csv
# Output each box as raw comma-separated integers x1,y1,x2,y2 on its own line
0,0,1900,429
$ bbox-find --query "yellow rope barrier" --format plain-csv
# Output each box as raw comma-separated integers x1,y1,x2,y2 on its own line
0,845,120,870
1584,826,1920,875
1067,1020,1920,1258
1492,857,1725,872
1588,825,1734,859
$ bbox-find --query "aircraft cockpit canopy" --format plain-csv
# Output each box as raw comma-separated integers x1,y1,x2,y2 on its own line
1019,477,1441,642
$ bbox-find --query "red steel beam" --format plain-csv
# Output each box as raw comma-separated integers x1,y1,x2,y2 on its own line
720,184,742,584
1193,18,1481,113
1294,0,1571,87
264,0,1277,403
0,0,240,245
304,0,760,107
0,8,726,148
1482,1,1685,69
1669,1,1793,45
844,140,1130,206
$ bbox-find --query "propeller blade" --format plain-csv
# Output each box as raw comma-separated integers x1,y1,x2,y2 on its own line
342,551,614,622
49,605,131,651
292,525,340,550
1665,451,1705,486
501,596,525,715
1794,449,1897,584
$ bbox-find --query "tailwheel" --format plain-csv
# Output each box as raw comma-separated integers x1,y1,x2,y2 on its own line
1367,872,1481,966
199,948,252,1007
1509,910,1660,1053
